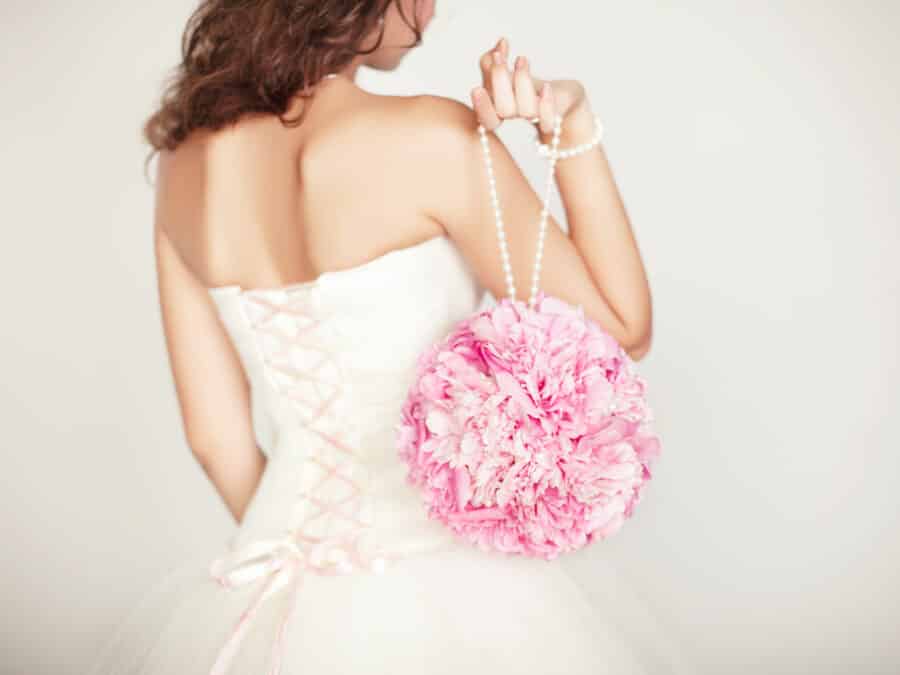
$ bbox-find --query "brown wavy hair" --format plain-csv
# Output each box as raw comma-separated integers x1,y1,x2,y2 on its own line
144,0,422,155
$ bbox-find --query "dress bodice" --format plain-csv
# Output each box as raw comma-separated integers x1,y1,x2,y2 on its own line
84,234,669,675
206,234,486,565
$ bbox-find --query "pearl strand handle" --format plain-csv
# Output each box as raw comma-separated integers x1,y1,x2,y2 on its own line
477,115,563,309
535,113,603,160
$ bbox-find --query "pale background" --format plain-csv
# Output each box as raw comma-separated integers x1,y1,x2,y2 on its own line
2,1,898,673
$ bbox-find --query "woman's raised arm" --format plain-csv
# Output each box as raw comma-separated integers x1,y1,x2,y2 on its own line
416,38,652,359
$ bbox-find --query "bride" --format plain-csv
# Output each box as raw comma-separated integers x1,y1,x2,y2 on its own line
87,0,665,673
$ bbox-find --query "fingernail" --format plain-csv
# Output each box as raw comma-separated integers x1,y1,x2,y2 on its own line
493,51,503,65
515,56,524,70
500,37,507,51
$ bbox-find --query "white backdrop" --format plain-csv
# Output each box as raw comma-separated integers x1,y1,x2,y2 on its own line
2,1,898,673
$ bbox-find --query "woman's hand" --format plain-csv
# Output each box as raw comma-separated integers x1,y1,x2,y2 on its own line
470,36,591,139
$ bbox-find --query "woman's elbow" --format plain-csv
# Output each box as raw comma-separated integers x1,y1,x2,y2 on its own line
183,424,221,470
624,323,653,362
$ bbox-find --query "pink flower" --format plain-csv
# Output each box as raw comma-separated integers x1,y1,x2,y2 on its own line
397,291,661,560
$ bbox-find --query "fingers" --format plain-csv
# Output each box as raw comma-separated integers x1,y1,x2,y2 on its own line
490,50,516,119
537,82,557,136
479,36,506,90
479,50,494,89
471,87,501,131
476,38,506,129
513,56,538,120
476,36,546,129
497,36,508,62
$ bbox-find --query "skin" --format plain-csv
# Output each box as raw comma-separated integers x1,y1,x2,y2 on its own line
154,0,653,523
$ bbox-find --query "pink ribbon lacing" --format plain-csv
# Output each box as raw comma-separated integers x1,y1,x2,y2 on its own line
207,288,395,674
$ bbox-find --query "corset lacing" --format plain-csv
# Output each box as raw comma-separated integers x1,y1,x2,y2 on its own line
207,286,392,675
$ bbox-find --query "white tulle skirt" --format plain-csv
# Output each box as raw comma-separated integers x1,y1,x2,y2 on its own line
83,537,675,675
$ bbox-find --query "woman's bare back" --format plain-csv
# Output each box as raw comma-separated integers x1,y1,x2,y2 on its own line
155,79,444,292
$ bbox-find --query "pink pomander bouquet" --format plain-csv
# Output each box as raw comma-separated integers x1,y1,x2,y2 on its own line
396,292,660,559
396,114,661,560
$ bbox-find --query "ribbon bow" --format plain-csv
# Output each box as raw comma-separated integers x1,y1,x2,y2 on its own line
206,280,390,673
208,532,385,675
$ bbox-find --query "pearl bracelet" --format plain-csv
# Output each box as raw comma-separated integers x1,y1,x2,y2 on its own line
534,113,604,160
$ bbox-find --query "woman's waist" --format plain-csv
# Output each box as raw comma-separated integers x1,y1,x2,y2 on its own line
228,445,454,561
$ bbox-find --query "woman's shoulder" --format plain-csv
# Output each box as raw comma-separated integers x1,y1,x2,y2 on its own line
153,118,303,266
360,92,480,164
320,89,475,139
387,92,478,140
291,91,477,182
158,116,290,178
411,93,476,124
315,90,474,143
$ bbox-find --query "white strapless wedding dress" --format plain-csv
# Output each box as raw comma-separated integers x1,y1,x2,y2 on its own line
85,234,679,675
